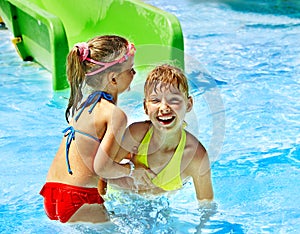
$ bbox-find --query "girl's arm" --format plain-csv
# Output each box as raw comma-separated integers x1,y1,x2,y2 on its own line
106,122,155,190
93,109,154,185
93,107,132,178
114,121,149,162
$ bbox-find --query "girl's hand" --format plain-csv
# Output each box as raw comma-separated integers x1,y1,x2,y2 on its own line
130,167,156,191
97,178,107,195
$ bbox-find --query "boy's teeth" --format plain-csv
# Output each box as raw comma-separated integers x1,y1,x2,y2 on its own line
158,116,172,120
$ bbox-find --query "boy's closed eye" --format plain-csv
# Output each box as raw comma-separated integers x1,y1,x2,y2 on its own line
168,98,182,104
148,98,160,104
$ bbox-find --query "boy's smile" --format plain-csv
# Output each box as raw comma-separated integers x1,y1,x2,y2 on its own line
145,83,191,130
156,115,176,126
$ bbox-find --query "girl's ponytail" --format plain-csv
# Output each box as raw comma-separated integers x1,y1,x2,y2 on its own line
65,46,87,122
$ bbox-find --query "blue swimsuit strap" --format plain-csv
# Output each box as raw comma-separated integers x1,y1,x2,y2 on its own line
62,126,101,175
74,91,114,121
63,91,114,175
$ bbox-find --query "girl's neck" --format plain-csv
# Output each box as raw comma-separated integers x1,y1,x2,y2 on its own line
83,84,118,104
107,90,118,103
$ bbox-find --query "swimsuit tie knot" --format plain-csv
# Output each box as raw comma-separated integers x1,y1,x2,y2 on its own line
62,126,75,175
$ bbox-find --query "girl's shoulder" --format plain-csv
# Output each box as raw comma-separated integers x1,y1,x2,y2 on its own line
96,99,125,116
93,100,127,128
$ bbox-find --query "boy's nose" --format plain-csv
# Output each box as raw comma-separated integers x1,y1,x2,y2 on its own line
159,101,171,113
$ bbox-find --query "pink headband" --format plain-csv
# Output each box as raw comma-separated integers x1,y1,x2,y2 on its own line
85,43,136,76
75,42,89,62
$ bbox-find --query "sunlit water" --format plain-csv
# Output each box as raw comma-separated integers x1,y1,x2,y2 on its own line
1,0,300,233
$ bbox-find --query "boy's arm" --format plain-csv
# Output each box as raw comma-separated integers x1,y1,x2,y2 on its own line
187,143,214,201
193,163,214,201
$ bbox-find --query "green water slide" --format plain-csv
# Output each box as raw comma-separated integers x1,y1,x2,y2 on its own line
0,0,184,90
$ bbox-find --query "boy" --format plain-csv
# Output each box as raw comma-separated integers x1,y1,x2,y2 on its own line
109,64,213,201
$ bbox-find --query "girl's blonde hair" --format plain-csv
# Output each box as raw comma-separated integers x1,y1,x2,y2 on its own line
65,35,129,122
144,64,190,98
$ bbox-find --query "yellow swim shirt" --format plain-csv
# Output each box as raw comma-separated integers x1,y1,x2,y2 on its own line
135,126,186,191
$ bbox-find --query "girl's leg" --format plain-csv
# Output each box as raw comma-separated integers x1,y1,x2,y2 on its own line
68,204,110,223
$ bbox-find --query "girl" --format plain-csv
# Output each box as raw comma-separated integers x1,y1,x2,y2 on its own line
40,35,152,223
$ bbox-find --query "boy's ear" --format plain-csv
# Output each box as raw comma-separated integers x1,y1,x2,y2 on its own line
186,96,193,112
143,99,148,115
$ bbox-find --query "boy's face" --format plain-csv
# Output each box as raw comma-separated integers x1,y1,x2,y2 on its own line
144,82,193,130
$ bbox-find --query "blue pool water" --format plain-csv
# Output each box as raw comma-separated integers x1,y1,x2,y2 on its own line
1,0,300,233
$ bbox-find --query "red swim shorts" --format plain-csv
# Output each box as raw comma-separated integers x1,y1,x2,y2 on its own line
40,182,104,223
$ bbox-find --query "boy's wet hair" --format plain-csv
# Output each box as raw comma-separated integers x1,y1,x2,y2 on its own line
144,64,189,97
